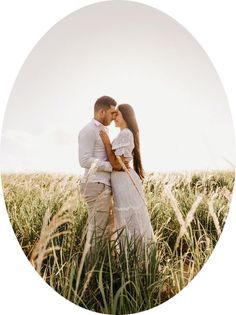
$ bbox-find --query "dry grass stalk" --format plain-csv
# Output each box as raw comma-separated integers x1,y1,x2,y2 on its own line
207,192,221,237
116,156,147,207
174,194,203,252
222,187,232,203
164,183,185,228
184,195,203,229
205,236,211,254
164,182,203,252
82,159,99,194
30,191,78,273
78,263,97,302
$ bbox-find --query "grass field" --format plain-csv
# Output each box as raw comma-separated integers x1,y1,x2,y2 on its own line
1,170,235,314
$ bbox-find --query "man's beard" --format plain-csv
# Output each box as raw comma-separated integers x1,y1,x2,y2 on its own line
102,117,110,126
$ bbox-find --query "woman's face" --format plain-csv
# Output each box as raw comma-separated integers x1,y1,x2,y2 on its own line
113,110,127,128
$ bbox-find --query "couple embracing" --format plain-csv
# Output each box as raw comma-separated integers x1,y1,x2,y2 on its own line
79,96,155,255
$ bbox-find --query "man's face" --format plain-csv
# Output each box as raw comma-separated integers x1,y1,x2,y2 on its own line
102,106,117,126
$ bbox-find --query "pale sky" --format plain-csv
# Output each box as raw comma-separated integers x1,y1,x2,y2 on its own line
1,1,236,175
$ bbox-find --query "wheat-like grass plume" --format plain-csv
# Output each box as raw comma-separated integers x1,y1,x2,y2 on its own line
1,170,234,312
174,194,203,252
207,192,221,237
164,182,185,228
30,190,79,273
82,159,99,194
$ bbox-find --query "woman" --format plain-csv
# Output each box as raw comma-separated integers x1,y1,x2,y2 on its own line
99,104,155,248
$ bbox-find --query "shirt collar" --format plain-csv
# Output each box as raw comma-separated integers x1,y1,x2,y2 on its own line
93,118,103,127
92,119,109,132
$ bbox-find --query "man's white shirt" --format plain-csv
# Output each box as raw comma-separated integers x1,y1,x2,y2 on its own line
78,119,112,186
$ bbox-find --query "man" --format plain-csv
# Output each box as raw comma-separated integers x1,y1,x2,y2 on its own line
78,96,123,252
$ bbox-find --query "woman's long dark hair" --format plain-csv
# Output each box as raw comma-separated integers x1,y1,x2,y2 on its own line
118,104,145,180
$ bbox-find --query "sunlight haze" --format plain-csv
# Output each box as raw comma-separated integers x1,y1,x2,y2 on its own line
1,1,235,175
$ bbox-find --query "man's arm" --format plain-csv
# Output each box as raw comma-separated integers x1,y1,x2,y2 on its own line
78,128,112,172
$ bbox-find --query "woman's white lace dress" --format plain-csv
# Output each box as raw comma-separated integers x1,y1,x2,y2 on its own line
111,128,155,244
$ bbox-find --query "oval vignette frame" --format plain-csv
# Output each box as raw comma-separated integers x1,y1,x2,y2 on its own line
0,1,236,315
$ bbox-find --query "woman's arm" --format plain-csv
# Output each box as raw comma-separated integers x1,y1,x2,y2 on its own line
99,130,128,171
79,128,112,172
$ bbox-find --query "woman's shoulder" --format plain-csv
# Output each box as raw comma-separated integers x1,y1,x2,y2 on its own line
112,128,134,148
116,128,133,143
119,128,133,138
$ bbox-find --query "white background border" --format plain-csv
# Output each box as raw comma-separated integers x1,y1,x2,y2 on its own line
0,1,236,314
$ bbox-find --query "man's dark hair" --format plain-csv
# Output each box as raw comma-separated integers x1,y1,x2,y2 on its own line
94,96,117,113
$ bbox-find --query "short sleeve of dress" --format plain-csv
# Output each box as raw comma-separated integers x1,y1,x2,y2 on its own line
112,129,134,158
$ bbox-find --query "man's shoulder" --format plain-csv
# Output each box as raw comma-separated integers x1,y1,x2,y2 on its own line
79,120,96,137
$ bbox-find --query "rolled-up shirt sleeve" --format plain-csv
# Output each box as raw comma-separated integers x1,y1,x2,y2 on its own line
78,128,112,172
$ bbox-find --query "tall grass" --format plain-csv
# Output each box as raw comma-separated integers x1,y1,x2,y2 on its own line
1,170,235,314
